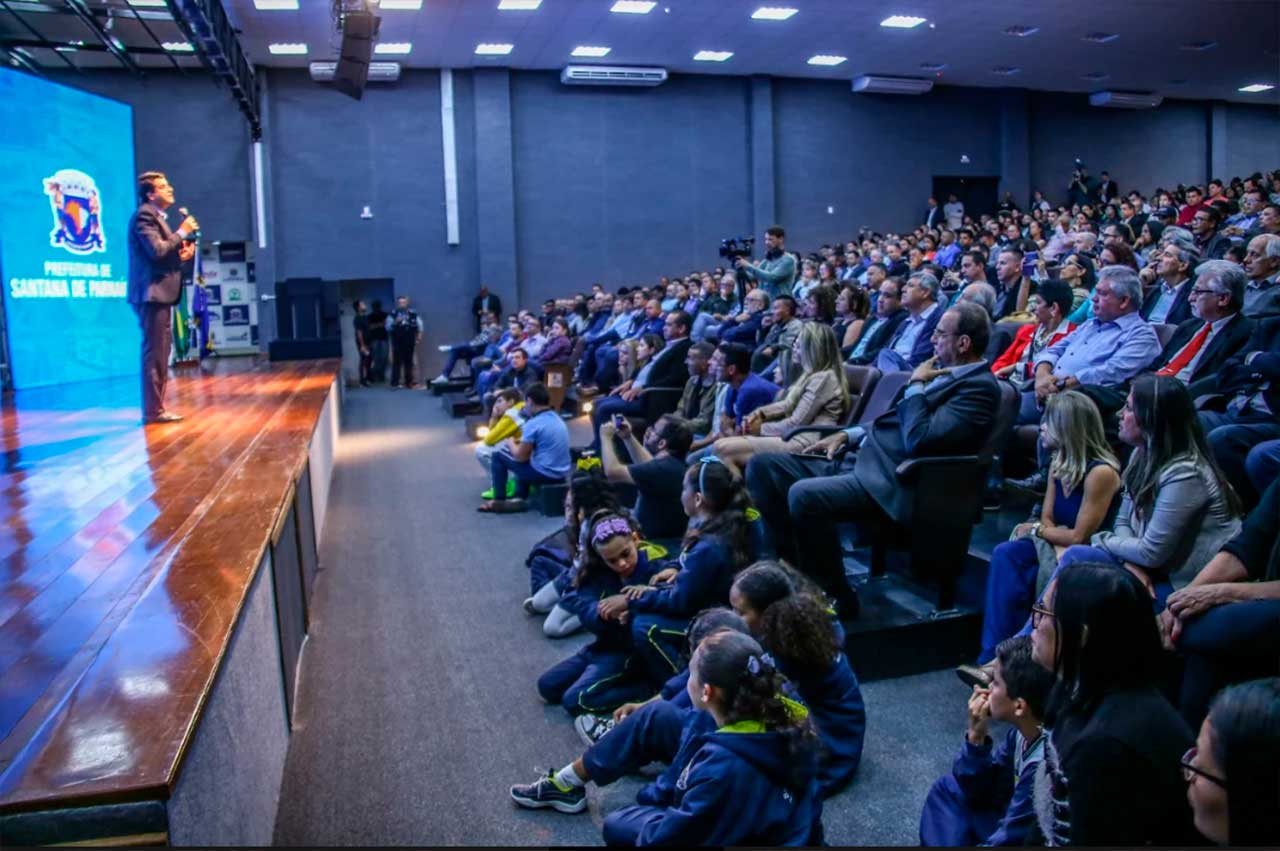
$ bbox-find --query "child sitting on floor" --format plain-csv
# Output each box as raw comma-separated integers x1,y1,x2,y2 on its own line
919,634,1055,847
475,387,524,481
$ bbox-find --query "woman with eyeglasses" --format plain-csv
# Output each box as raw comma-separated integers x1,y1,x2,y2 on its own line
1029,563,1200,846
1183,677,1280,846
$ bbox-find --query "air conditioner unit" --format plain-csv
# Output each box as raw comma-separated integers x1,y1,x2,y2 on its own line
1089,90,1162,109
851,75,933,95
560,65,668,87
310,61,401,82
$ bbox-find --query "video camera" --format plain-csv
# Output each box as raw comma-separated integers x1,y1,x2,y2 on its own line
719,236,755,260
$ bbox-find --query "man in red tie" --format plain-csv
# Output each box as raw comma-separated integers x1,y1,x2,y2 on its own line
1149,260,1253,386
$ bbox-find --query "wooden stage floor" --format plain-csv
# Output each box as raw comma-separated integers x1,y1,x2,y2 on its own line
0,357,339,817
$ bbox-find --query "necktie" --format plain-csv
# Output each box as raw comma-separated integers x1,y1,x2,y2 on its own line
1156,322,1212,378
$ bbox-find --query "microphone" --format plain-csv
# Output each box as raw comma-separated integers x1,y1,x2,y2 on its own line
178,206,200,241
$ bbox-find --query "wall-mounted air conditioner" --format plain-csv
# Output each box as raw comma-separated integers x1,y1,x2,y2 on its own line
851,75,934,95
560,65,668,87
310,61,401,82
1088,90,1163,109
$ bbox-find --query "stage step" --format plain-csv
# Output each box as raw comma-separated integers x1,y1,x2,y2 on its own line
442,393,482,418
430,377,472,396
843,573,981,682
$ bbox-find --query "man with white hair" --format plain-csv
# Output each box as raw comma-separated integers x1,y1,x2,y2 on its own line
1243,234,1280,319
957,282,998,318
1150,260,1254,386
1019,265,1161,424
1141,241,1199,326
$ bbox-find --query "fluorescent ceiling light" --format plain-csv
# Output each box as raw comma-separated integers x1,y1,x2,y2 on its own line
571,46,611,57
880,15,926,28
379,0,422,8
693,50,733,62
475,43,514,55
807,54,847,66
498,0,541,8
611,1,656,13
751,7,797,20
162,41,194,52
1239,83,1275,93
375,42,412,54
126,0,168,7
268,42,308,55
253,0,299,9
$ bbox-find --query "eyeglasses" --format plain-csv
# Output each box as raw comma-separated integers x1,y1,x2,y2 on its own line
1030,604,1055,627
1190,287,1222,298
1181,746,1228,789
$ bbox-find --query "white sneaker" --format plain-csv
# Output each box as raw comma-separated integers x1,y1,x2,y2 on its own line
437,344,452,352
522,597,539,616
574,713,616,747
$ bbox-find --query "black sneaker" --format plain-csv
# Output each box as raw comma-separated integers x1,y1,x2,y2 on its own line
510,771,587,813
955,663,994,690
574,713,615,747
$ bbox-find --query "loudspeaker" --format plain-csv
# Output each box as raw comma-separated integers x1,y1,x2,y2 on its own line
333,11,377,100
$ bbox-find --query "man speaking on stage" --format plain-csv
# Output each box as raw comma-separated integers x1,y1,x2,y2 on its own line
128,171,198,424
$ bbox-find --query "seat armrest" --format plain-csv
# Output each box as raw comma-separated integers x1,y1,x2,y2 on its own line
895,454,982,481
781,424,848,442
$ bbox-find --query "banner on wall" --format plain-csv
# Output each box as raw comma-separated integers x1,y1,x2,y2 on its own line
186,239,259,356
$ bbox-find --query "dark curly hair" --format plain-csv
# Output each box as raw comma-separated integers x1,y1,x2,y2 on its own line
693,630,816,789
683,459,753,568
732,562,840,677
686,606,751,655
574,510,639,589
566,471,622,558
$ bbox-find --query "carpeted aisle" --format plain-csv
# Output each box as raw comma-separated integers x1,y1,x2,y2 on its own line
272,387,966,846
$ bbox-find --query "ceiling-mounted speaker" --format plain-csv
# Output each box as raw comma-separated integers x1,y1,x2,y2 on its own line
333,10,378,100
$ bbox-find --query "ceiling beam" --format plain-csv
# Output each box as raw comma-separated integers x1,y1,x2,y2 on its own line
0,35,181,56
0,0,77,69
0,43,42,74
61,0,142,75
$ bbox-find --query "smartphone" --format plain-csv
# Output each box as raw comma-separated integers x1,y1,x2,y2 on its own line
612,414,625,428
1022,250,1039,278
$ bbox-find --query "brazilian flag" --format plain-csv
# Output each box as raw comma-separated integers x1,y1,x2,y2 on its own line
173,256,193,361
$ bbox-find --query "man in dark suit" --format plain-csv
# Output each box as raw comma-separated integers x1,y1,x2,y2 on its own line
1120,200,1147,238
1096,170,1119,204
746,302,1000,617
847,279,908,363
590,311,694,450
1141,241,1198,326
876,270,946,371
1198,314,1280,506
127,171,199,424
1151,261,1253,386
924,196,942,229
472,286,502,333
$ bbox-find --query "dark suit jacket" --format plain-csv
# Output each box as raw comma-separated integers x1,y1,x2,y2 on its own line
1149,313,1253,384
993,276,1030,320
127,202,184,306
924,206,942,229
645,337,693,389
472,292,502,330
847,309,908,364
1191,316,1280,412
854,365,1001,525
1097,179,1119,204
1140,279,1194,327
883,303,945,368
1123,214,1148,235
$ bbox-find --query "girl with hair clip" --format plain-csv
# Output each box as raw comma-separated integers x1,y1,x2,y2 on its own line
597,457,754,689
536,512,662,717
511,608,750,816
601,630,822,847
730,562,867,798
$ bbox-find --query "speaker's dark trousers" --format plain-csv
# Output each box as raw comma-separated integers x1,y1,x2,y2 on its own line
135,302,172,419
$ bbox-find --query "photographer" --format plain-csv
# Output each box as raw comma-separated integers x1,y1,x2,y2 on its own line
599,413,693,540
734,225,797,299
1068,162,1095,208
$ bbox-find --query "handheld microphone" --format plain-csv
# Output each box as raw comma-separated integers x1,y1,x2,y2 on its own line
178,206,200,241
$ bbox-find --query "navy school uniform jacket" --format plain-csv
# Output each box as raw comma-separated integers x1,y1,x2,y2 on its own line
633,724,822,846
627,536,736,619
952,727,1043,847
559,551,662,649
778,651,866,798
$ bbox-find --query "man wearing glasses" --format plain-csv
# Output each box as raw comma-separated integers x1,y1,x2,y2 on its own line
1242,234,1280,319
1151,261,1254,387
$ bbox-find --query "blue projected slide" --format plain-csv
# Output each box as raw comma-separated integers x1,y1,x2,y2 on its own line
0,68,138,389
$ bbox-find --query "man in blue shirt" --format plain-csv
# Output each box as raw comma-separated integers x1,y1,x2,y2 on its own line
1024,265,1162,424
480,382,570,514
877,271,945,372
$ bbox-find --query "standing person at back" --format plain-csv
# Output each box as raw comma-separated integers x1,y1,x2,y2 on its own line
366,299,390,384
388,296,424,390
127,170,199,424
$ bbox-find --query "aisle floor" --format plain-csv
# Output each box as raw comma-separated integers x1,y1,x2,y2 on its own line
273,387,966,846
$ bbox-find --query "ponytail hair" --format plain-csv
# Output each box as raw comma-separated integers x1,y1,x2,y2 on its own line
567,471,621,558
575,510,639,589
693,630,816,788
687,606,751,655
684,457,753,568
732,561,840,676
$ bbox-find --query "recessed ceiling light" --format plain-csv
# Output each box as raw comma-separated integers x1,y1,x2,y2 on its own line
992,65,1021,76
253,0,299,8
126,0,168,7
498,0,541,8
693,50,733,62
1081,32,1119,43
1179,40,1217,51
880,15,926,28
268,42,308,55
610,0,656,13
807,54,847,66
571,45,611,57
1003,25,1039,37
1239,83,1275,93
919,61,946,71
1081,71,1109,81
162,41,194,52
475,43,514,55
379,0,422,8
375,42,412,55
751,7,798,21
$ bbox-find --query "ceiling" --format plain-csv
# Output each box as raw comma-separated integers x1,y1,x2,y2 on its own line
3,0,1279,105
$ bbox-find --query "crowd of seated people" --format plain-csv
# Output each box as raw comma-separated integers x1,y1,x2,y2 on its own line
434,167,1280,845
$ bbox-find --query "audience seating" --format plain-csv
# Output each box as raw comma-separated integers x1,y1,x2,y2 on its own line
844,365,882,425
1153,322,1179,348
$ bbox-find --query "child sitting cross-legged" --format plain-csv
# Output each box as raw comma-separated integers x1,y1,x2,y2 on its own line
918,634,1056,847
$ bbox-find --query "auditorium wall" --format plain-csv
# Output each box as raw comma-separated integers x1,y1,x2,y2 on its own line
42,69,1279,358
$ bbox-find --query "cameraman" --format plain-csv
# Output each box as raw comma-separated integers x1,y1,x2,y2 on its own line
734,225,796,299
1067,162,1095,207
